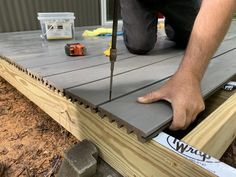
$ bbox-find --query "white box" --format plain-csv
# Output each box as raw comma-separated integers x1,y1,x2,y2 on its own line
37,12,75,40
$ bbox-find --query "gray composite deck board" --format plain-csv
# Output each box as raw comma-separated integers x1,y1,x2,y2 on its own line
44,40,182,91
2,42,129,76
0,36,117,63
0,27,116,62
228,20,236,34
65,38,236,110
98,49,236,140
1,24,234,67
28,50,134,77
20,34,236,67
21,40,128,69
65,54,182,108
0,27,235,73
26,37,168,76
8,42,114,63
46,36,236,91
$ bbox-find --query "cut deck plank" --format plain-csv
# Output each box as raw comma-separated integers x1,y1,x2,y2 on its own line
98,50,236,141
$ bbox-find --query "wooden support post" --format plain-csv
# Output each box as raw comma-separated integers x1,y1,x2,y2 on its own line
0,58,213,176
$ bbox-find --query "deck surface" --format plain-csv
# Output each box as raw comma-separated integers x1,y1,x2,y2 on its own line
0,22,236,141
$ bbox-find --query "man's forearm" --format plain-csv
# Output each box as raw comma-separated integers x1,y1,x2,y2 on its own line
179,0,236,81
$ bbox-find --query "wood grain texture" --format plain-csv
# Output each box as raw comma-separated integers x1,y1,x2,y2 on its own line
0,58,213,177
183,90,236,159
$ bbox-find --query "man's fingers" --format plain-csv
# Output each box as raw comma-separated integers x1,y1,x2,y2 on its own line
170,102,205,130
182,112,195,130
169,103,187,131
138,91,164,104
191,112,199,123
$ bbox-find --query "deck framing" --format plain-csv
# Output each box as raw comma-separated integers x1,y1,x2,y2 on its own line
1,54,236,176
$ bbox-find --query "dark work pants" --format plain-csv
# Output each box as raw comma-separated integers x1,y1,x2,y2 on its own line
120,0,201,54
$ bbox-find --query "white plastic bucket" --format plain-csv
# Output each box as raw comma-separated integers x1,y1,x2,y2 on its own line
37,12,75,40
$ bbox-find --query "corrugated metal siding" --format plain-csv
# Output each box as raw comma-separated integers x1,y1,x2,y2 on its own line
0,0,101,32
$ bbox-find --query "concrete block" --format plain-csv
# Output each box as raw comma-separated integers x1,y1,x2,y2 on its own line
57,140,98,177
93,158,123,177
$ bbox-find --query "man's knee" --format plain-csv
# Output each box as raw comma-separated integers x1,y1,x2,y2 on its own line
124,33,156,55
162,0,201,49
165,20,191,49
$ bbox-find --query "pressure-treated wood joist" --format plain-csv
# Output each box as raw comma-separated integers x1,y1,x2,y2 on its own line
183,82,236,159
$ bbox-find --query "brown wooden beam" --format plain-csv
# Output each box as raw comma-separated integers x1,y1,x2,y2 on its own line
183,88,236,159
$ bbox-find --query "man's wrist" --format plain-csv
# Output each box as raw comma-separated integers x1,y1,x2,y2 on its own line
176,66,202,84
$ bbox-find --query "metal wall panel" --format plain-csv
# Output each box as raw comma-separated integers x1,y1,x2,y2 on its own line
0,0,101,32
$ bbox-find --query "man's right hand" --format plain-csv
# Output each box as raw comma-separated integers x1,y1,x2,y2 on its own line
138,69,205,130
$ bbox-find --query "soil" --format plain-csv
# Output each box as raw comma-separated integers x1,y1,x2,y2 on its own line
0,77,78,177
0,76,236,177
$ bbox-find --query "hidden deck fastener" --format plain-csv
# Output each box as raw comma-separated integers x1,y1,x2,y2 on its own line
57,140,98,177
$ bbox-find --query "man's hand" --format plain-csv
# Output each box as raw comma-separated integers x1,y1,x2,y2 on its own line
138,70,205,130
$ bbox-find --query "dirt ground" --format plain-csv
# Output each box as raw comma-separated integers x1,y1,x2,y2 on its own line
0,77,78,177
0,76,236,177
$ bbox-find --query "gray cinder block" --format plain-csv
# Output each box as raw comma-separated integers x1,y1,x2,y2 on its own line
57,140,98,177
